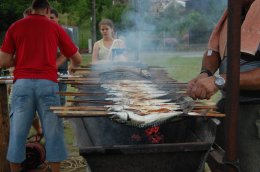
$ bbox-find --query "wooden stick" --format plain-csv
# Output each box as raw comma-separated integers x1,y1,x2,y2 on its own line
50,106,107,111
200,113,225,117
74,71,92,74
58,81,101,85
57,92,105,96
193,105,217,110
0,80,13,84
59,78,100,81
71,68,92,71
188,111,226,118
53,109,225,118
67,99,113,104
54,110,109,118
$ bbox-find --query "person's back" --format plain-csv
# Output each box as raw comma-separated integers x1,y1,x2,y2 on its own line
6,14,76,82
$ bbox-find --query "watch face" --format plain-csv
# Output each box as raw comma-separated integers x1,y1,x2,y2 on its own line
215,76,225,89
216,78,225,85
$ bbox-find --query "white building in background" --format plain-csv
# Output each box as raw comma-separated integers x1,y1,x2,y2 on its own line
112,0,130,5
150,0,187,13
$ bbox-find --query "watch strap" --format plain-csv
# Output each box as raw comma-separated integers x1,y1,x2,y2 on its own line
200,69,213,77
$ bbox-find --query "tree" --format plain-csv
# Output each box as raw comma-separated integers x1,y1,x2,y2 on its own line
0,0,31,31
149,0,226,44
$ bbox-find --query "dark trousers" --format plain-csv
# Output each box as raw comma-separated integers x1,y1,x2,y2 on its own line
216,99,260,172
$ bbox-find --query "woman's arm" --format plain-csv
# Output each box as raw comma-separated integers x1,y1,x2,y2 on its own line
92,42,99,63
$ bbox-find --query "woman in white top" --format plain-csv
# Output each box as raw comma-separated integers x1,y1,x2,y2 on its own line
92,18,126,63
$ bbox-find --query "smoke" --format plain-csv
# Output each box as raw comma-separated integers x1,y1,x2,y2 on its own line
116,0,226,61
117,0,158,60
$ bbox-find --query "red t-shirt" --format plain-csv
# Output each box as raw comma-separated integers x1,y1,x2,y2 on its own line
1,14,78,82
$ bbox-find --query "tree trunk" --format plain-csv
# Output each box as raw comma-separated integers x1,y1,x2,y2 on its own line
92,0,97,52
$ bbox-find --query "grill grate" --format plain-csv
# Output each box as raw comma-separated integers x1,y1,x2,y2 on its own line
52,63,224,126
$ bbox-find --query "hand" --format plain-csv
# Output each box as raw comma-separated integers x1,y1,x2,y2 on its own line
68,64,80,74
187,73,209,98
189,76,219,100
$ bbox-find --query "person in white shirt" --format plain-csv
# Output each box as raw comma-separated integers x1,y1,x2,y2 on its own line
92,18,126,63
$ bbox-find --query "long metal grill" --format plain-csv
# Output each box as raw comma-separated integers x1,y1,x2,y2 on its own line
48,62,225,172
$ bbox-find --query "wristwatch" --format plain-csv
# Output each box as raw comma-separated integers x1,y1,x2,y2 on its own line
214,75,225,90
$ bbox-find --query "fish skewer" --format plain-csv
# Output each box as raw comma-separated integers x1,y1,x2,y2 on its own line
53,110,225,118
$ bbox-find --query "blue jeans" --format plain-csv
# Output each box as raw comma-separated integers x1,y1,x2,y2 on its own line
7,79,67,163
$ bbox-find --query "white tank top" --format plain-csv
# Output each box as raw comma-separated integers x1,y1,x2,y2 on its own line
97,39,125,61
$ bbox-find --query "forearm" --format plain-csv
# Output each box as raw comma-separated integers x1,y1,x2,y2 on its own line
67,52,82,74
92,49,98,63
189,50,221,85
56,55,67,68
70,52,82,68
240,68,260,90
201,50,221,75
187,50,221,100
92,55,97,63
0,51,14,68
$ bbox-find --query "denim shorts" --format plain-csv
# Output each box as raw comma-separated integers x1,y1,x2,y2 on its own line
7,79,67,163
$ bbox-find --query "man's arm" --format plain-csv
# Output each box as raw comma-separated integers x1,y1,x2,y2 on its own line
190,65,260,100
201,50,221,75
187,50,221,99
56,54,67,68
0,51,14,68
68,51,82,73
240,68,260,90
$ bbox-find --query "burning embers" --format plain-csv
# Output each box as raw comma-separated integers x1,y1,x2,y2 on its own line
145,126,164,144
131,126,164,144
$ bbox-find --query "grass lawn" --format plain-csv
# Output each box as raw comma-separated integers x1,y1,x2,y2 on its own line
140,53,203,82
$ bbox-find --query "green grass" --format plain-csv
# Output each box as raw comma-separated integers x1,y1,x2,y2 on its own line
81,54,92,65
141,55,203,82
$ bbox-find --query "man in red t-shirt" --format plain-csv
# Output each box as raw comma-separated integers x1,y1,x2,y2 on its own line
0,0,82,172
